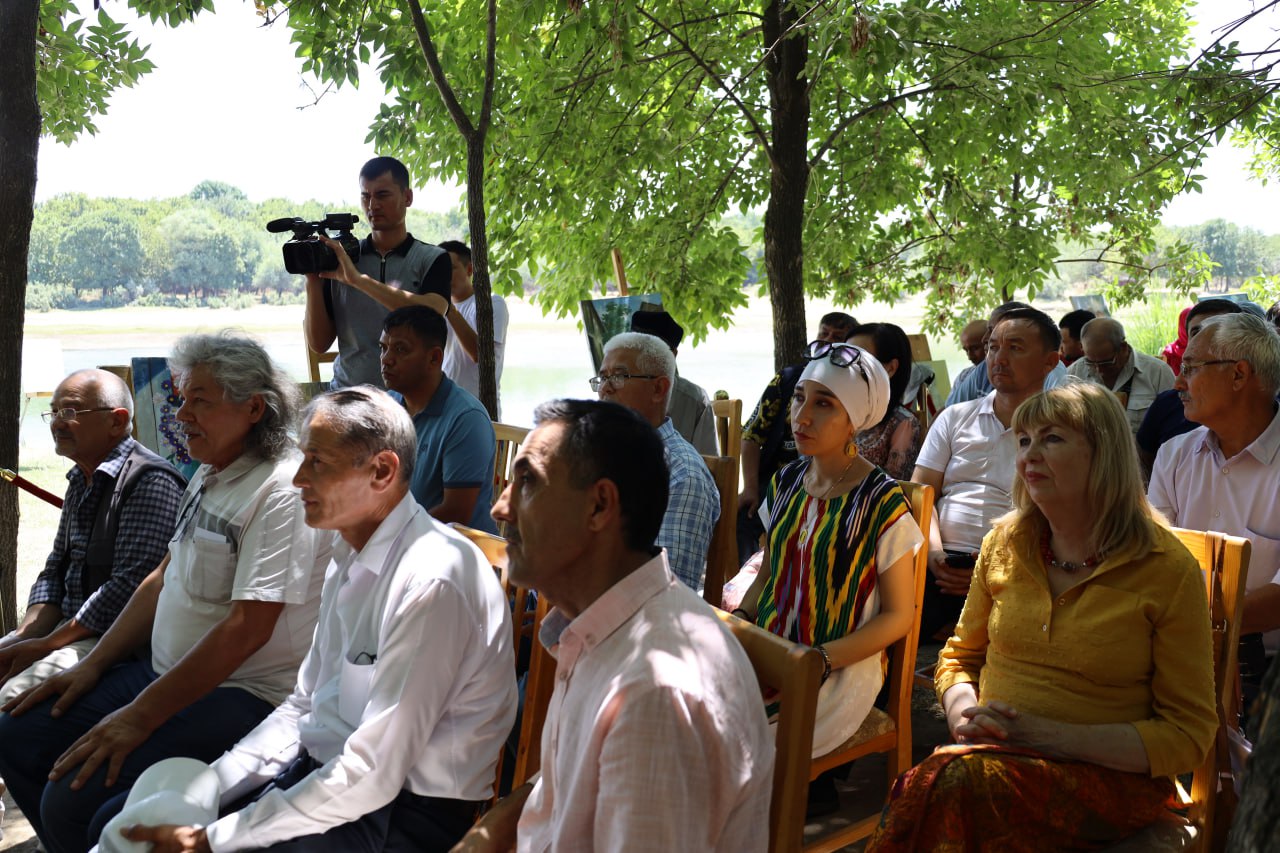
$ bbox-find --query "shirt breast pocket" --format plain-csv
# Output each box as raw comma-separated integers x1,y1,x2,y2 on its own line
339,658,375,727
187,536,238,603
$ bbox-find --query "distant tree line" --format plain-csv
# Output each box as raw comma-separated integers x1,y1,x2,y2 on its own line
26,182,1275,314
25,179,468,311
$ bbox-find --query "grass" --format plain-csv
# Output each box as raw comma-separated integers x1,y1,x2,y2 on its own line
1114,294,1185,357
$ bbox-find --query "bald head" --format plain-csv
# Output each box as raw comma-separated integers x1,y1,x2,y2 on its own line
1081,317,1126,350
959,320,989,364
1079,318,1130,387
61,369,135,418
50,368,135,474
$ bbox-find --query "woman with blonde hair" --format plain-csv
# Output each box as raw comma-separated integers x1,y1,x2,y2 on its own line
868,382,1218,851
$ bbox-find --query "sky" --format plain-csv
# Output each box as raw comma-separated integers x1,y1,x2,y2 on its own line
33,0,1279,230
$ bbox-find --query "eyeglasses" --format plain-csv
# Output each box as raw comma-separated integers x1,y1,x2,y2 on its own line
41,407,115,424
1084,356,1118,369
804,340,863,368
588,370,661,392
1178,359,1236,379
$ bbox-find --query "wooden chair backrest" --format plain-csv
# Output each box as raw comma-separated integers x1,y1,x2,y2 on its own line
1169,527,1250,851
307,347,338,383
884,481,935,748
492,423,531,504
711,398,743,460
448,523,556,794
700,454,740,609
906,333,932,364
717,610,823,853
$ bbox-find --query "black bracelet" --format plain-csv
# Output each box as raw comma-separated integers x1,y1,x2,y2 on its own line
815,644,832,684
730,607,751,621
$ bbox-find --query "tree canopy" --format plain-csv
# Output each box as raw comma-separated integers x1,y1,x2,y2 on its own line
260,0,1278,367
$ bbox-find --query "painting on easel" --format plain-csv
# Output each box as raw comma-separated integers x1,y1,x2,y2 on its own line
132,357,201,480
580,294,664,373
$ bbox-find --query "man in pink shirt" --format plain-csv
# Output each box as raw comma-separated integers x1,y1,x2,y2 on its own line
455,399,773,853
1149,311,1280,707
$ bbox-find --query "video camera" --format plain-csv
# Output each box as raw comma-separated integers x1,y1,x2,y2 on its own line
266,213,361,275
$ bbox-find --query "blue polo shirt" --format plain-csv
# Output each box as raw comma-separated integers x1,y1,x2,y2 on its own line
394,378,498,533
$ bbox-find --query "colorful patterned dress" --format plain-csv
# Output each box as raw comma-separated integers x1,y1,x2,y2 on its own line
759,458,921,754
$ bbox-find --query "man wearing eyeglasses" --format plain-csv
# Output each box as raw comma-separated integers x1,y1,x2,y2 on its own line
1149,312,1280,712
594,333,719,591
1066,317,1174,435
0,369,185,705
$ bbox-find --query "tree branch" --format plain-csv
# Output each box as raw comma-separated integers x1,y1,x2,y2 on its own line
635,5,776,170
403,0,476,139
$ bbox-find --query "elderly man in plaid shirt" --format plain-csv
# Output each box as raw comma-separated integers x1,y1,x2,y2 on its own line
0,369,185,704
593,332,719,591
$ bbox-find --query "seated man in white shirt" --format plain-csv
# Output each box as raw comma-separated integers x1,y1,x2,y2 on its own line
1067,317,1175,435
1149,312,1280,706
944,302,1071,406
126,386,517,852
456,399,773,852
912,307,1062,641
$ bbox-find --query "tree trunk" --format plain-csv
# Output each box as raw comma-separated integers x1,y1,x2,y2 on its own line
1227,660,1280,850
0,0,40,632
762,0,810,372
467,133,498,419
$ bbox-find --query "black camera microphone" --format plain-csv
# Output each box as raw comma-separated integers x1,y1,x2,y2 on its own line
266,217,304,233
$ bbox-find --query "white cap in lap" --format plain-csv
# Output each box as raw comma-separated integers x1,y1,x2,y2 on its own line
94,758,219,853
798,344,891,432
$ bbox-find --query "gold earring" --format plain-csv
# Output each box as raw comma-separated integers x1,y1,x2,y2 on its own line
844,436,858,458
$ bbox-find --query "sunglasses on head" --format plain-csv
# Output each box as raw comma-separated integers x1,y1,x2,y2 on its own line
804,340,862,368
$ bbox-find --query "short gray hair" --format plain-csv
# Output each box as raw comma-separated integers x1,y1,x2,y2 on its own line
1197,313,1280,395
169,331,300,461
1081,317,1126,350
603,331,677,410
301,387,417,483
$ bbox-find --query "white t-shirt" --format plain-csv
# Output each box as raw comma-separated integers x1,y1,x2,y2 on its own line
914,391,1017,553
442,292,509,418
154,452,331,706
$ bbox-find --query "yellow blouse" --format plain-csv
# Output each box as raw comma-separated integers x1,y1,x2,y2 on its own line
935,522,1218,779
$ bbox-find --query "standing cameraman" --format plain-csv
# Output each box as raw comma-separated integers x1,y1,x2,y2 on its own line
304,156,452,388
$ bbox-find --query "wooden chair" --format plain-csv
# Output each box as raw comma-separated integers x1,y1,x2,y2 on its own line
711,398,743,460
307,347,338,383
449,524,557,795
1107,529,1250,853
492,422,530,504
701,454,740,609
717,610,824,853
802,481,935,853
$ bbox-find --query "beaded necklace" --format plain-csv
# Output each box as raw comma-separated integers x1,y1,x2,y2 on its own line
1039,529,1105,572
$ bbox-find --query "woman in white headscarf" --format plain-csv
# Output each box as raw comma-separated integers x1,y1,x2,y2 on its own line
735,342,923,760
